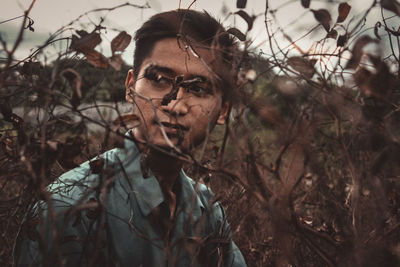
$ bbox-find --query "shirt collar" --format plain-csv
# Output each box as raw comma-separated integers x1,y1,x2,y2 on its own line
115,132,205,220
177,170,205,220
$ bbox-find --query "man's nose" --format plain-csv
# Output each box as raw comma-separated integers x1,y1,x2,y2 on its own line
161,87,189,116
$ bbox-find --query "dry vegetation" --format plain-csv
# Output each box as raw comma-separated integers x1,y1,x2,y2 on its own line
1,0,400,266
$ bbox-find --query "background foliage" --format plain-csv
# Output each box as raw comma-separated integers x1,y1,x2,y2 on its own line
1,0,400,266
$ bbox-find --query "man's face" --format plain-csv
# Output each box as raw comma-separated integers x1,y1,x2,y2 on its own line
125,38,229,152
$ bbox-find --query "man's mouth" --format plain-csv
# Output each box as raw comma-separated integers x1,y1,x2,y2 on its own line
159,122,188,133
159,122,187,146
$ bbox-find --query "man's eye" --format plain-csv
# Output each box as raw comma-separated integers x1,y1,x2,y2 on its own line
186,84,212,96
144,72,171,87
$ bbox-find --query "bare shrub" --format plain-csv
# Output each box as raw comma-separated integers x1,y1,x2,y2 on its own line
1,0,400,266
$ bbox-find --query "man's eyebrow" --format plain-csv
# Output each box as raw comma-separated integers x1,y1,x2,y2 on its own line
145,64,176,76
146,64,210,83
186,73,209,84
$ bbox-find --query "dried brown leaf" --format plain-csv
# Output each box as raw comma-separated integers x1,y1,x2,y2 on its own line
108,54,123,71
70,31,101,53
70,93,80,108
354,61,393,99
20,61,42,76
90,158,104,174
85,50,108,69
287,56,316,79
248,96,283,126
227,27,246,41
111,31,132,54
337,34,348,47
279,143,306,190
327,29,338,39
235,10,254,31
301,0,311,8
381,0,400,15
237,0,247,8
62,68,82,99
311,9,332,32
337,2,351,23
346,36,377,69
75,30,89,37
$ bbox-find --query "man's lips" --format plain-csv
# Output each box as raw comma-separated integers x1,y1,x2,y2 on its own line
159,122,188,133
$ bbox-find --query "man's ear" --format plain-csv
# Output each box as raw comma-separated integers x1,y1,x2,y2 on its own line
125,69,135,103
216,101,230,125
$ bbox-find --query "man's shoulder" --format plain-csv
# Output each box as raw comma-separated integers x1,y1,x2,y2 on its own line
187,177,214,200
183,175,225,215
48,148,121,204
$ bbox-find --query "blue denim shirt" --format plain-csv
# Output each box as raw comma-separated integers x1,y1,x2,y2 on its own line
14,134,246,266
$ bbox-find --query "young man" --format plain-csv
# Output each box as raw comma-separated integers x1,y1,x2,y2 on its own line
15,9,246,266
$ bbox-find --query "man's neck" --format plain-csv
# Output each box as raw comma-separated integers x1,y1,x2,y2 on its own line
131,131,183,189
146,147,182,191
145,147,181,219
131,130,184,216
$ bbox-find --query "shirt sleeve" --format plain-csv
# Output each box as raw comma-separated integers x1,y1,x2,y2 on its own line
13,174,110,266
13,159,115,267
195,182,246,267
214,203,247,267
13,197,93,267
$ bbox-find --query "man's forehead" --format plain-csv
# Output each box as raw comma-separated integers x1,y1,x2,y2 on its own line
151,38,220,62
141,38,223,79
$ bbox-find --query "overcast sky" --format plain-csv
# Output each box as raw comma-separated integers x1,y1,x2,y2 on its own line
0,0,391,66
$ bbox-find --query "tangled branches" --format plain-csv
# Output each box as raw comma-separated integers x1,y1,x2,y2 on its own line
1,0,400,266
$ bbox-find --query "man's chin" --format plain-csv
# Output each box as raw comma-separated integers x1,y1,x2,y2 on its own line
148,139,181,150
148,139,193,155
